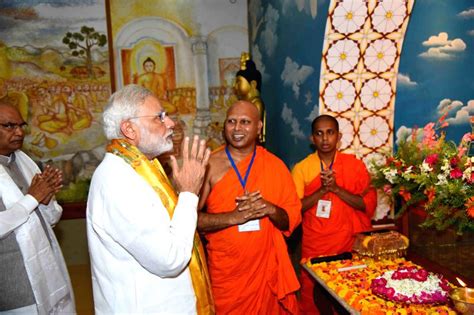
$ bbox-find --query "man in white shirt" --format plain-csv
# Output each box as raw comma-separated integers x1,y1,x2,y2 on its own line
87,84,213,314
0,103,76,314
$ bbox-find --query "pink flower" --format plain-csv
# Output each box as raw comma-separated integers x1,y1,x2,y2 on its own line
450,156,460,167
468,173,474,184
425,154,438,166
422,123,437,148
462,133,471,143
383,184,392,194
458,146,467,159
450,168,463,179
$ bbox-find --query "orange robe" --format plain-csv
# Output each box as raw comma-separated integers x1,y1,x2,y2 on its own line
291,152,377,314
204,146,301,314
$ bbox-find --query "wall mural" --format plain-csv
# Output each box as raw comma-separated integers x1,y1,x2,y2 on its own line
1,0,248,202
0,0,111,202
108,1,248,158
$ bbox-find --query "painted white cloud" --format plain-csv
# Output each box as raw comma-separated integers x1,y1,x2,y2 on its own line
468,30,474,36
280,57,314,99
423,32,451,46
260,4,279,57
395,126,423,145
282,103,306,141
458,8,474,18
419,47,453,59
282,0,318,19
252,45,269,82
437,98,464,116
35,3,106,20
419,32,466,59
305,104,319,122
445,100,474,125
304,91,313,105
397,73,417,87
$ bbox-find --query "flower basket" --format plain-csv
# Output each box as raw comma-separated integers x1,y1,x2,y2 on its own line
369,118,474,235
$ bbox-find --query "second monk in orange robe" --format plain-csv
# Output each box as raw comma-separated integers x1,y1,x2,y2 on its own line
291,115,377,314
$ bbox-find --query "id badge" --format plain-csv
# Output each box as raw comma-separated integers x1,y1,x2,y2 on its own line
238,219,260,232
316,200,332,218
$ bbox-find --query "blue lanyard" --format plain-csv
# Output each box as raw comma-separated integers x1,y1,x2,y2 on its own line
320,157,334,172
225,146,256,190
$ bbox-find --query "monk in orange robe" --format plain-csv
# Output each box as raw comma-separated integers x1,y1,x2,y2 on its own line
291,115,377,314
198,100,301,314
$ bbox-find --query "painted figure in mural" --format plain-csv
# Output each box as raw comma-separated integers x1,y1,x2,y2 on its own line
134,57,168,101
134,57,178,115
37,84,92,134
234,53,266,144
291,115,377,314
86,84,214,314
0,103,76,314
198,100,301,314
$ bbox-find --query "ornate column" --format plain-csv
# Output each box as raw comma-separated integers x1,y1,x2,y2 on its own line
191,36,211,136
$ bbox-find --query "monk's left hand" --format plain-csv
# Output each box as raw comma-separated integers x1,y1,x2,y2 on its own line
235,191,262,211
240,192,276,220
322,170,340,193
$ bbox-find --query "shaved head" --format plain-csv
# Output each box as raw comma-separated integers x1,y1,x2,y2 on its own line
311,114,339,133
227,100,260,120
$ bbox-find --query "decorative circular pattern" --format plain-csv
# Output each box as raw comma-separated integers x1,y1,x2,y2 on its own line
326,39,360,74
372,0,408,34
319,0,414,160
323,79,356,113
359,116,390,148
337,117,354,149
364,39,397,73
332,0,368,35
360,78,392,111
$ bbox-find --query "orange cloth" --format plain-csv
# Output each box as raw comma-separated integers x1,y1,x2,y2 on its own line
204,146,301,314
291,152,377,314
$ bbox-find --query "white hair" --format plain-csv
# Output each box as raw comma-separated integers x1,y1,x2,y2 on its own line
102,84,153,140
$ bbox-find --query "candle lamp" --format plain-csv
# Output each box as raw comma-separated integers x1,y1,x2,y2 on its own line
449,277,474,314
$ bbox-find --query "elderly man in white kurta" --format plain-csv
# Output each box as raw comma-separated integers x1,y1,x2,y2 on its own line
87,84,213,314
0,103,76,314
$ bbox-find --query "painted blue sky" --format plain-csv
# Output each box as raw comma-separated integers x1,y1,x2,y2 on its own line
396,0,474,143
250,0,473,166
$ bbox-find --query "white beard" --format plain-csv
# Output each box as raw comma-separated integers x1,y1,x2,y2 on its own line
137,125,173,157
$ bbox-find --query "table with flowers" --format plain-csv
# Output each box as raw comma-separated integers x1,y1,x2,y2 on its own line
302,256,457,314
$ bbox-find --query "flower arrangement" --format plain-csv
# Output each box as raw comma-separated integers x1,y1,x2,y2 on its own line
369,115,474,234
371,266,450,304
305,257,456,313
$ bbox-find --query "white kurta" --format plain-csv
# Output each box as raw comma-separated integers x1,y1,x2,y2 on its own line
87,153,197,314
0,150,76,315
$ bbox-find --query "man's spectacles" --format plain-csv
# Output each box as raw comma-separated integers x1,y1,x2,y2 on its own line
129,111,168,123
0,122,28,131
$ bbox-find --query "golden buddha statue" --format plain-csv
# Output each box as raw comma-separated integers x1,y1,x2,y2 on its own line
234,52,266,144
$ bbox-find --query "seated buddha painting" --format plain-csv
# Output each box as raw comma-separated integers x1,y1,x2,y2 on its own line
120,39,178,115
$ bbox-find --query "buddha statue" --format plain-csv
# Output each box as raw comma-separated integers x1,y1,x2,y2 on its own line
234,53,266,144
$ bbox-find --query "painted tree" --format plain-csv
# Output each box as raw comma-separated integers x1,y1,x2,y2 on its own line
62,26,107,78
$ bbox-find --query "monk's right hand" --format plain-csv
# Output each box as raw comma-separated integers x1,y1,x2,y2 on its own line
230,191,266,224
170,135,211,195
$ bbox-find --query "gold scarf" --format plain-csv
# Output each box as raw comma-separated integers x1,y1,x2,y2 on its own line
107,139,214,314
